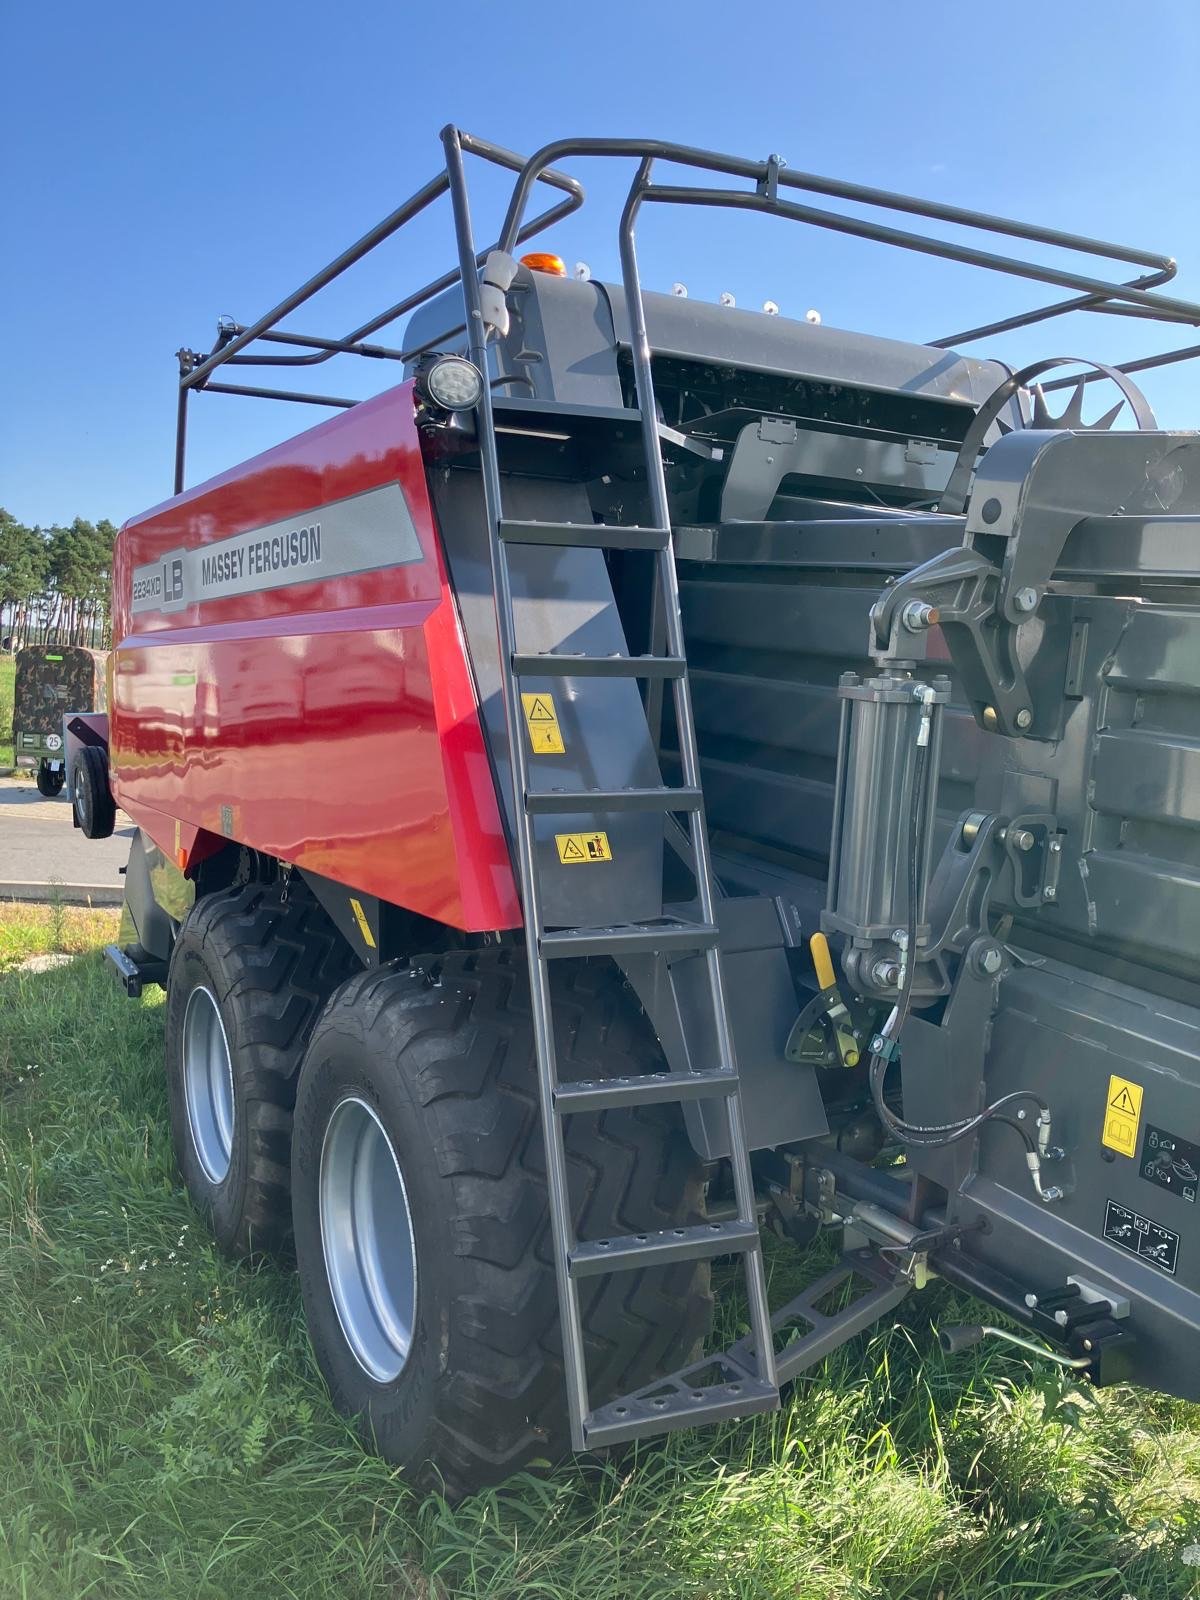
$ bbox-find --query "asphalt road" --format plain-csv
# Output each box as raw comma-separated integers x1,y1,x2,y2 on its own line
0,773,132,900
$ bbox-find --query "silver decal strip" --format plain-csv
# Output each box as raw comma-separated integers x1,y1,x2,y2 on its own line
130,483,422,615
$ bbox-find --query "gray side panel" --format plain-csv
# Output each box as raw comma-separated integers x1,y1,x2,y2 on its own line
431,469,665,929
954,958,1200,1401
601,282,1009,404
403,269,1007,411
621,896,829,1157
673,507,1200,993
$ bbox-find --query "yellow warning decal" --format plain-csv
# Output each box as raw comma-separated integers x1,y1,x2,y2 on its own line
1102,1073,1144,1158
555,831,613,865
348,897,377,950
521,692,565,755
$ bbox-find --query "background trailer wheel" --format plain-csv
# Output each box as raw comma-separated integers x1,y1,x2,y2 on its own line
290,949,713,1497
71,743,115,838
36,760,65,797
164,883,359,1258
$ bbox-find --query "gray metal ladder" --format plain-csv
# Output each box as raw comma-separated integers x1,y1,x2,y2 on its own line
497,511,780,1448
447,144,779,1450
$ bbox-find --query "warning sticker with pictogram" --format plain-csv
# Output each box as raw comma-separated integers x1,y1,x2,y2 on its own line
1102,1073,1144,1158
521,692,565,755
555,831,613,865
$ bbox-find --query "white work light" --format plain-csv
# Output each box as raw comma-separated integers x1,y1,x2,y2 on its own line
421,356,485,412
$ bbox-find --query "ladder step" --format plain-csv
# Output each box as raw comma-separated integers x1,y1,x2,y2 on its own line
553,1068,738,1114
583,1375,779,1448
539,922,719,959
499,519,670,551
527,786,702,816
569,1219,760,1279
512,652,686,680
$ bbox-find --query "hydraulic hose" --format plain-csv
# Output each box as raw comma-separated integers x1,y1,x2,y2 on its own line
865,685,1049,1155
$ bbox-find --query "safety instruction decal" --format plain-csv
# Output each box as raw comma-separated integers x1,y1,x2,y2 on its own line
348,897,377,950
1102,1073,1144,1158
1103,1199,1178,1275
1140,1124,1199,1204
521,692,565,755
555,831,613,865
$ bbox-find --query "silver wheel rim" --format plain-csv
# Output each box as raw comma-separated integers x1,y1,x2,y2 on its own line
182,985,235,1184
319,1096,418,1383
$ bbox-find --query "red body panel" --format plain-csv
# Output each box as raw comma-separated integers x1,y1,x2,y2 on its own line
111,382,519,931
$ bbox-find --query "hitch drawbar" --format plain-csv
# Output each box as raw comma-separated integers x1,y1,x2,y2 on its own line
104,944,166,999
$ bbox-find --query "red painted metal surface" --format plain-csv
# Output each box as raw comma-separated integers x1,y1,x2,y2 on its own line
110,381,520,931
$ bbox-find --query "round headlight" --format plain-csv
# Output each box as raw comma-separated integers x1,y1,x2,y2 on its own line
422,356,484,412
45,733,62,751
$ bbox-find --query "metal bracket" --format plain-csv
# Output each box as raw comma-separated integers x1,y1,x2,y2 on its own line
869,545,1032,735
870,430,1200,738
756,153,783,205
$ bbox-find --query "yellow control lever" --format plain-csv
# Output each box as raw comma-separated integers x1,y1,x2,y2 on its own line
810,931,837,992
808,932,860,1068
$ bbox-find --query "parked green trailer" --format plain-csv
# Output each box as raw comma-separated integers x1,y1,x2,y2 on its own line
12,644,107,795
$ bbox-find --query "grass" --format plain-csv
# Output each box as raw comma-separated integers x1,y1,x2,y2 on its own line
0,901,120,969
1,907,1199,1598
1,652,14,769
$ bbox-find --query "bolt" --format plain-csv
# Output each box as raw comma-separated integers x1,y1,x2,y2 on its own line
982,705,998,730
870,1035,885,1053
1009,828,1035,852
1015,708,1033,731
1083,1338,1094,1351
1049,840,1062,854
891,928,908,947
901,601,940,633
871,959,901,987
1043,885,1056,900
1054,1308,1070,1326
1014,586,1039,613
1024,1292,1039,1309
1043,1186,1065,1205
978,944,1003,975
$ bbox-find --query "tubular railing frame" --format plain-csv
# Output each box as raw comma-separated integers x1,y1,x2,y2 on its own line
173,127,1200,495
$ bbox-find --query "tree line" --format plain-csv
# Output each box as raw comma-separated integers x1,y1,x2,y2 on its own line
0,508,116,651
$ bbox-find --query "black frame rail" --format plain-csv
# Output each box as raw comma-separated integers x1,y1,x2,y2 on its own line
174,126,1200,494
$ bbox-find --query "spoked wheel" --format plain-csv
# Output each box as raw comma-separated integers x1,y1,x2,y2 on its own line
319,1096,418,1383
939,355,1158,515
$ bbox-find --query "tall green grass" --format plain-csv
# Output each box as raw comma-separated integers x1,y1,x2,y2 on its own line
1,927,1198,1597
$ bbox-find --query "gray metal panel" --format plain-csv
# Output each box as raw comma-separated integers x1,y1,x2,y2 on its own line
620,896,829,1158
948,957,1200,1400
404,269,1009,412
672,498,1200,998
430,468,665,928
601,281,1009,405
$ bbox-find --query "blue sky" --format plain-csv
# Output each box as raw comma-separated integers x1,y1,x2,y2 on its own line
2,0,1198,527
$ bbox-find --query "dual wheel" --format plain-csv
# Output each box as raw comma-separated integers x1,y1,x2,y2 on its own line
165,884,712,1495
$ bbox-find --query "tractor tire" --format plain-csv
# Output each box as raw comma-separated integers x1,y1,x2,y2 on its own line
36,762,65,797
72,744,115,837
291,948,714,1498
164,882,359,1258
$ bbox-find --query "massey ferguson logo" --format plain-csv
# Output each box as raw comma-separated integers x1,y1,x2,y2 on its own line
199,523,321,589
129,486,420,615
